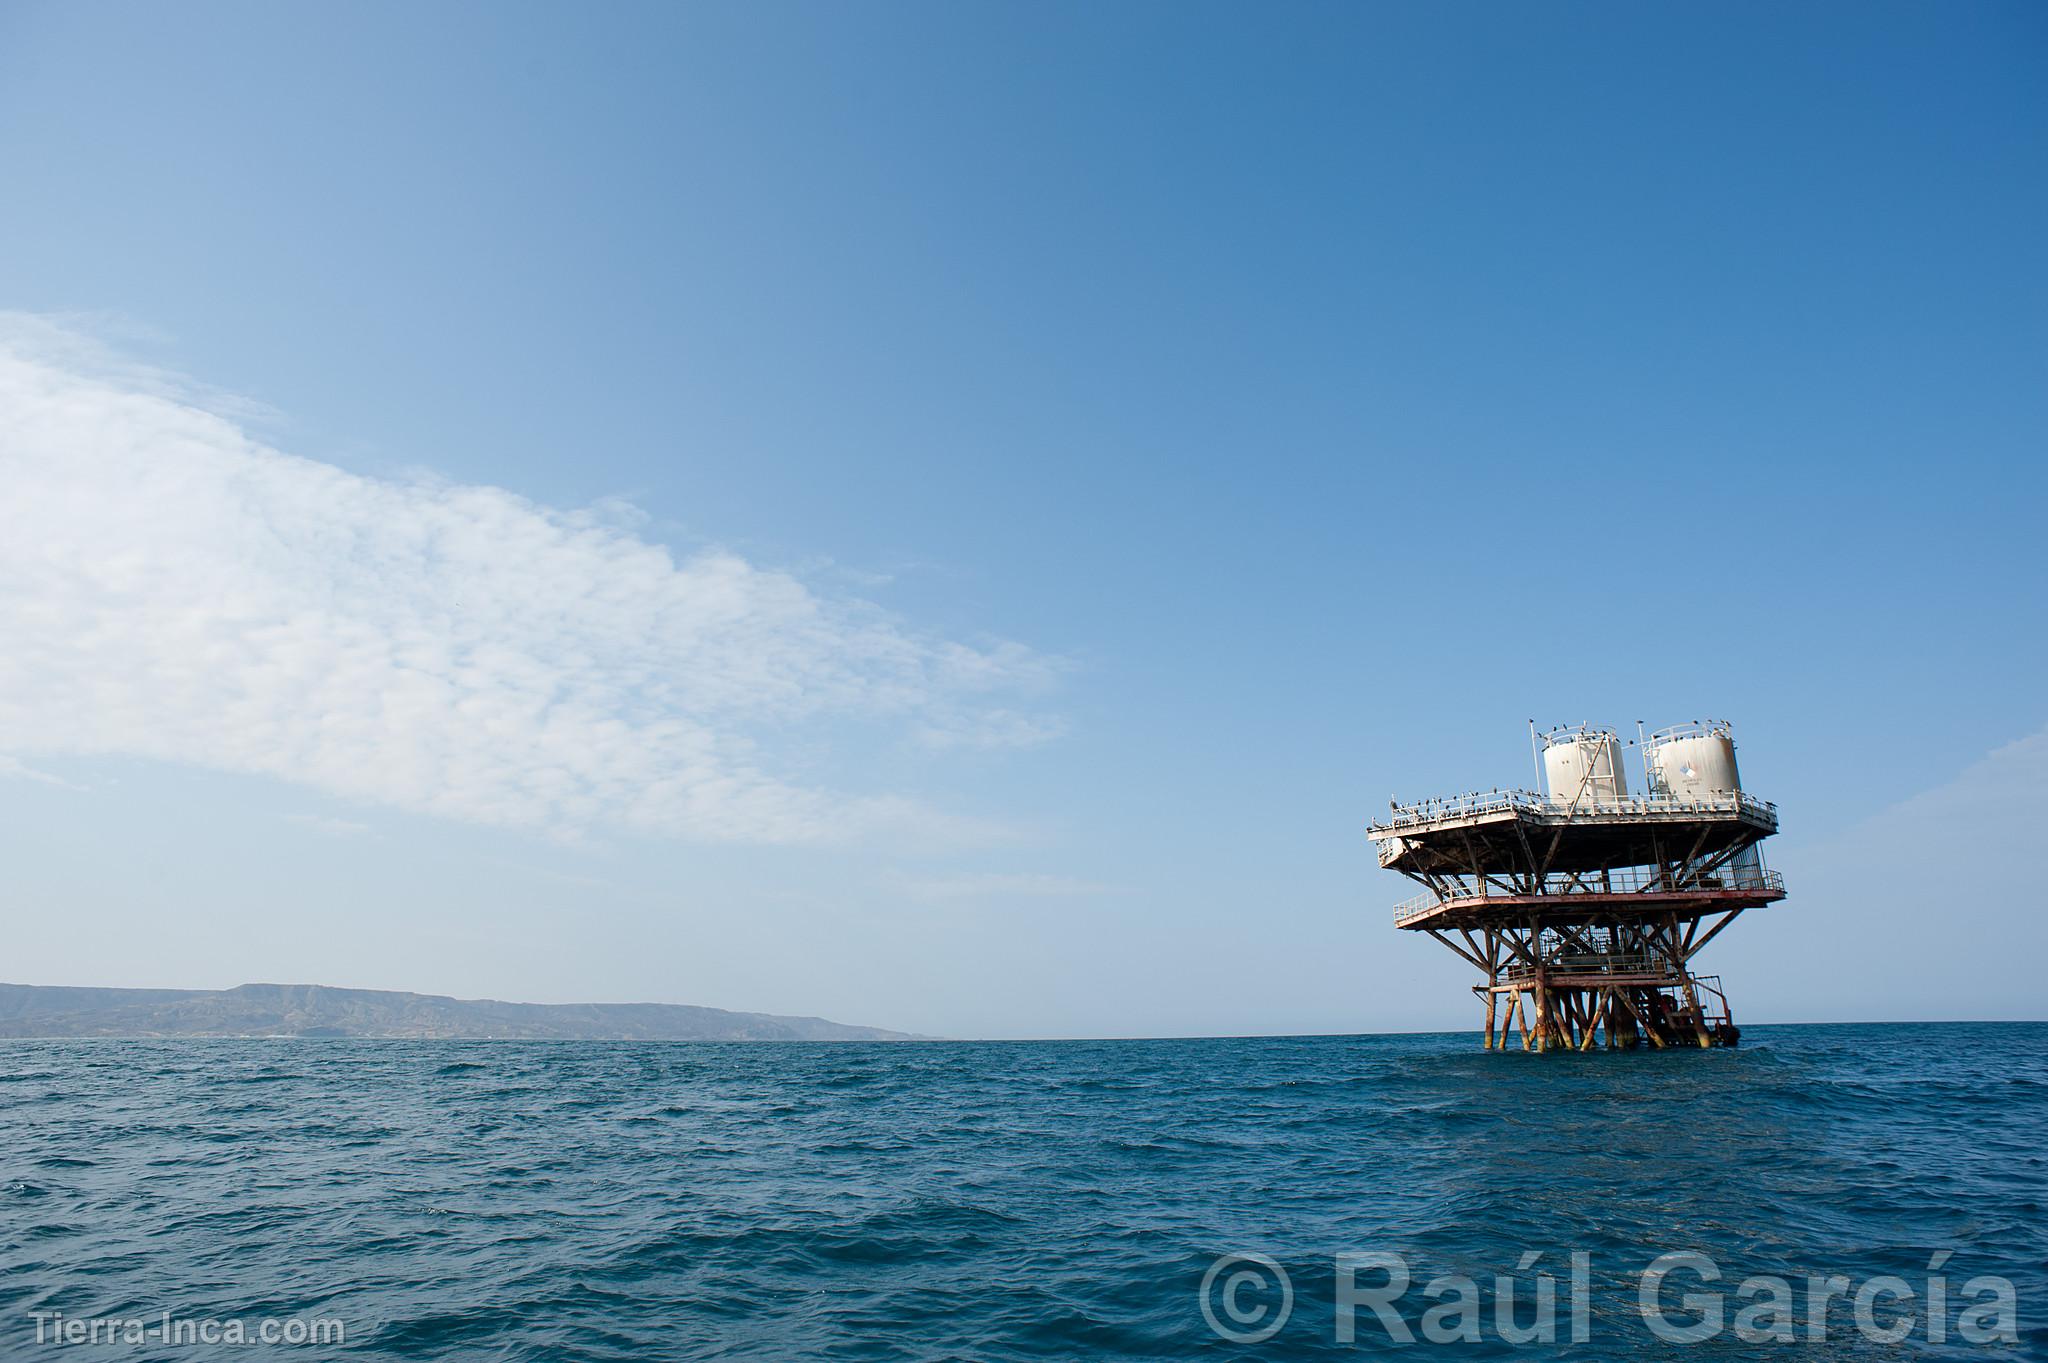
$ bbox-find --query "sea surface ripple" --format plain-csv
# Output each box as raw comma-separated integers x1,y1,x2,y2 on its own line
2,1023,2042,1359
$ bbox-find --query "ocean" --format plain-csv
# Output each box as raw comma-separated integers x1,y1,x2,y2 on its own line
2,1023,2041,1359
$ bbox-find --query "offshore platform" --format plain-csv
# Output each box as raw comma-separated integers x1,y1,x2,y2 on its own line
1367,722,1785,1050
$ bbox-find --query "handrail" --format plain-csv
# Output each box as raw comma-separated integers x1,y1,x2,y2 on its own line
1369,787,1776,834
1390,866,1786,926
1502,954,1671,981
1646,721,1733,746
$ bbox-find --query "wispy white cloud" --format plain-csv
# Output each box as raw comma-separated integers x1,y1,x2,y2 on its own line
892,870,1115,901
0,315,1061,847
282,813,376,839
1799,725,2046,865
1748,723,2048,1020
917,708,1069,750
0,754,85,791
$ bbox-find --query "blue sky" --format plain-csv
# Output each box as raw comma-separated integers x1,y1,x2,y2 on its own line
0,2,2042,1036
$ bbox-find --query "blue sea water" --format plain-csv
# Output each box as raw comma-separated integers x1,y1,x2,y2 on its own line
1,1023,2042,1360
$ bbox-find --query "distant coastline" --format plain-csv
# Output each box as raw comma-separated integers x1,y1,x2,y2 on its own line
0,982,916,1042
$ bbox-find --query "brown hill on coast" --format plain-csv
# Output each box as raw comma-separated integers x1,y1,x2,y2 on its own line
0,982,915,1041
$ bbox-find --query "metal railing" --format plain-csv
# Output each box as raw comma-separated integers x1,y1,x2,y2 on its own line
1648,721,1732,747
1390,865,1785,926
1503,953,1671,982
1369,787,1776,835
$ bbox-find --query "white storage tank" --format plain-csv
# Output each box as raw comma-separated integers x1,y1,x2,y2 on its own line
1541,727,1629,808
1647,722,1741,799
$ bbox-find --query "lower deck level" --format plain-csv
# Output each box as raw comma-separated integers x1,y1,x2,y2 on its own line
1414,914,1750,1050
1481,973,1738,1050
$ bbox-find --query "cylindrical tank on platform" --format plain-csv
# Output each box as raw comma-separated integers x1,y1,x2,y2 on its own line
1647,723,1741,799
1541,727,1629,807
